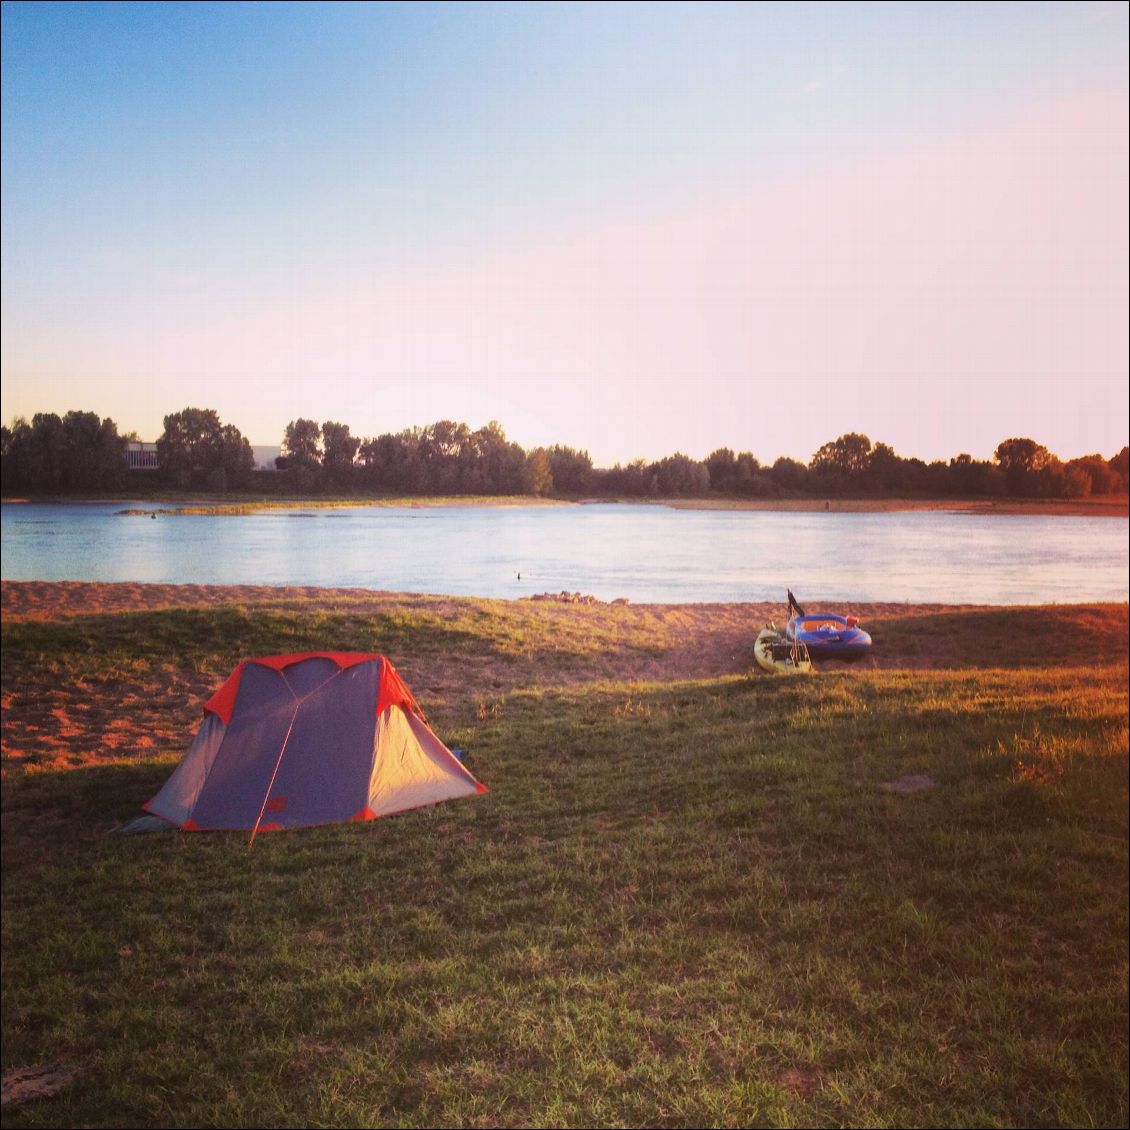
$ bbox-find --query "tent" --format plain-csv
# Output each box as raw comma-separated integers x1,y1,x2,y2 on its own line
145,652,486,837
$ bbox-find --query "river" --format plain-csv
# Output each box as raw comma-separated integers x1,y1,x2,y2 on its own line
1,501,1126,605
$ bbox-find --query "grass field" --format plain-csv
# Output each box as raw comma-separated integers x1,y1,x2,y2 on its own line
2,586,1127,1127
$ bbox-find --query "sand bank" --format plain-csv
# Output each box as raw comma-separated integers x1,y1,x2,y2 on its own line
3,581,1125,774
658,496,1129,517
5,495,1127,517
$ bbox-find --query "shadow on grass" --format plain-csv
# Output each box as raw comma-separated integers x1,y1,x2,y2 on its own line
870,604,1129,668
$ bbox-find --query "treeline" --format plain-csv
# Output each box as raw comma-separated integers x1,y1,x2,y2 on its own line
279,418,551,495
267,418,1130,500
2,408,1128,500
1,411,129,493
0,408,257,494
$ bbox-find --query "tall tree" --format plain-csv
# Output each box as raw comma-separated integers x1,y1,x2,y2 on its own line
28,413,68,491
419,420,472,492
61,410,127,490
651,453,709,495
158,408,251,490
1,417,35,492
705,448,737,492
1109,447,1129,493
322,421,360,484
994,437,1054,496
863,442,905,493
524,447,554,496
810,433,873,478
546,445,593,495
1064,454,1118,497
158,408,221,487
949,453,1003,497
469,421,527,493
282,419,322,467
216,424,255,491
994,437,1053,474
767,456,809,493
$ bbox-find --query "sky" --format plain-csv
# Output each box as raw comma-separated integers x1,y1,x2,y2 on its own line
2,1,1127,466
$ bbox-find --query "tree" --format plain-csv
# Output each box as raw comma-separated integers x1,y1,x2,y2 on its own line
652,453,709,496
419,420,471,492
766,456,809,494
158,408,252,490
810,433,873,479
61,410,127,490
1,417,34,492
0,425,12,490
1109,447,1129,493
994,437,1053,474
731,452,764,496
994,437,1053,496
862,441,904,493
524,448,554,495
948,453,1003,497
322,421,360,485
546,445,593,495
706,448,765,495
282,419,322,467
159,408,221,487
706,448,737,492
360,432,413,492
594,458,655,496
1065,454,1118,497
215,424,255,491
468,421,525,493
28,413,68,491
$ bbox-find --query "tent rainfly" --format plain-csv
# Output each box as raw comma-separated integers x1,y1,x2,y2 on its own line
145,652,486,839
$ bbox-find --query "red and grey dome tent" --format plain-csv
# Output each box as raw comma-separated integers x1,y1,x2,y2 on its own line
145,652,486,840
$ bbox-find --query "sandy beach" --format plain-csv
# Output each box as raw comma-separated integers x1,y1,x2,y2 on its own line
3,580,1125,775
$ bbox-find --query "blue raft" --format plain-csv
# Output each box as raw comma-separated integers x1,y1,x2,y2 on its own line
784,591,872,662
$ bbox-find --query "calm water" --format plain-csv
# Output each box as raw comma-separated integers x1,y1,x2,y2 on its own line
1,502,1127,604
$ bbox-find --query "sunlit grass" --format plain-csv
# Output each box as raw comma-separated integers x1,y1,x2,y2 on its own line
2,599,1126,1127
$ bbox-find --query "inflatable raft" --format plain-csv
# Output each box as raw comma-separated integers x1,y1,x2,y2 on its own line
785,590,872,662
786,613,872,661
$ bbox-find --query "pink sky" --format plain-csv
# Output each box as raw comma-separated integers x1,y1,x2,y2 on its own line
4,89,1127,465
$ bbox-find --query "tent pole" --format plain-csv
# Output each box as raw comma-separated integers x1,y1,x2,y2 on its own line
249,707,299,848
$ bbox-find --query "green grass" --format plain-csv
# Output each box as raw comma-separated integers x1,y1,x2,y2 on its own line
0,606,485,679
2,604,1127,1127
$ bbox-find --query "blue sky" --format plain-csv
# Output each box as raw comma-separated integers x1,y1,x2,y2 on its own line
3,2,1127,463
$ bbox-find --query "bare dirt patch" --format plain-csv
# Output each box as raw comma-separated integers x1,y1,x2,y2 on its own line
3,582,1125,776
0,665,210,772
0,1064,78,1109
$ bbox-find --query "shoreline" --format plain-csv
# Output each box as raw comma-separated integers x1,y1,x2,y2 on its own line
4,579,1127,622
3,494,1127,517
4,579,1128,625
658,495,1130,517
1,578,997,620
